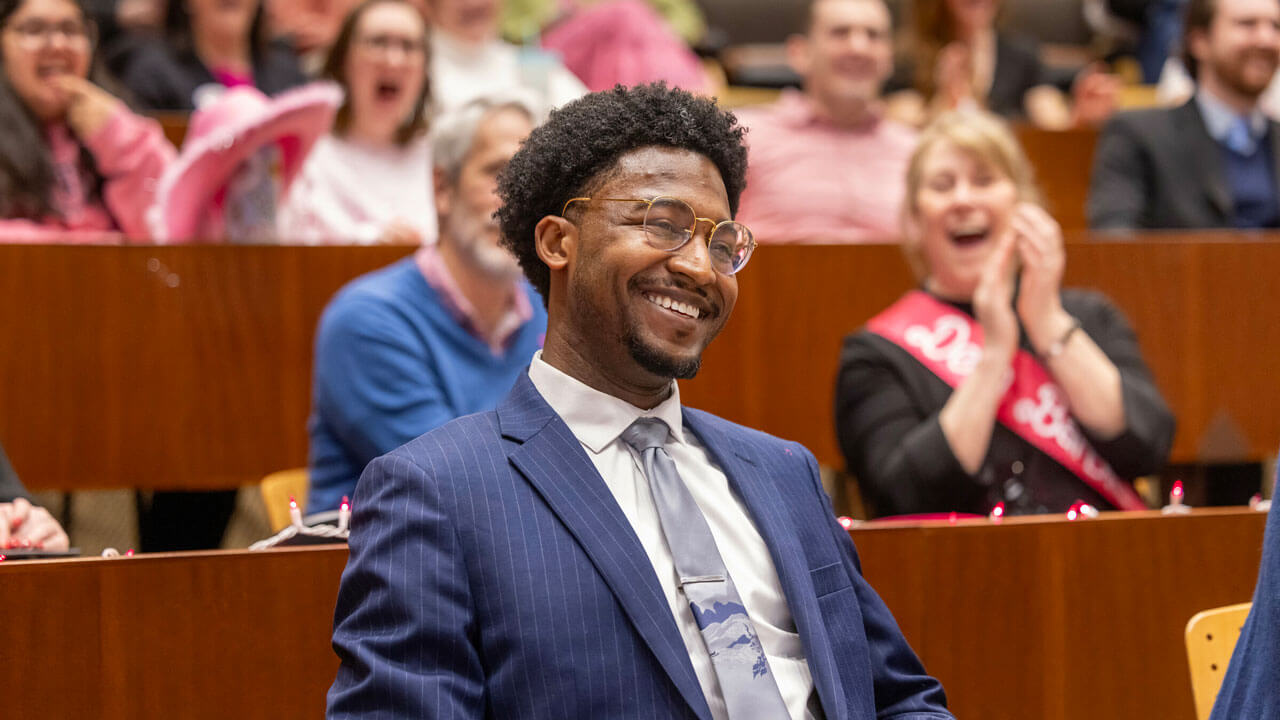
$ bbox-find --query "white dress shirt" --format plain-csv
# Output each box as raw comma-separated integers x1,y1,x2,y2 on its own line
527,352,819,720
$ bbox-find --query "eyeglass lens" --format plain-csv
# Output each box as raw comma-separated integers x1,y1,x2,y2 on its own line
358,34,425,56
642,197,753,273
9,20,90,46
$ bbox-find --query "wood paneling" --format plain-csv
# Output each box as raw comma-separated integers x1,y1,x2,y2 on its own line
2,509,1264,719
853,508,1267,720
1017,125,1098,232
3,546,346,720
1,237,1276,490
680,235,1280,470
0,244,412,490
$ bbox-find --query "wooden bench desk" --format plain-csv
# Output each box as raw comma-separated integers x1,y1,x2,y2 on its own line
2,508,1264,719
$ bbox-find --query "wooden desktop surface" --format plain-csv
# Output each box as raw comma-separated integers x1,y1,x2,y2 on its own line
2,508,1265,719
1,237,1275,490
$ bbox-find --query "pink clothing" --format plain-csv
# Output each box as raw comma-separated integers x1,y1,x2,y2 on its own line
735,90,917,244
211,68,254,88
0,104,175,243
541,0,707,93
414,244,534,354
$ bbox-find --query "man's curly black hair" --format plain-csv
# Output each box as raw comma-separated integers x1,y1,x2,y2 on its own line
496,83,748,305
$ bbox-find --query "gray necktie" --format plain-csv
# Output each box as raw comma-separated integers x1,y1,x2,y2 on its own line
621,418,791,719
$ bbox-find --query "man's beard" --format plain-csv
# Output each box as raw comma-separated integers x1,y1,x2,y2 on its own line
442,204,521,280
624,321,702,380
1216,49,1280,98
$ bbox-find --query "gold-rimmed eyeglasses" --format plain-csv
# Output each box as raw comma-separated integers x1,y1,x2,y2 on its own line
562,196,756,276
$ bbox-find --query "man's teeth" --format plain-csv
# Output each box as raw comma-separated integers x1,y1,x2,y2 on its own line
645,293,700,319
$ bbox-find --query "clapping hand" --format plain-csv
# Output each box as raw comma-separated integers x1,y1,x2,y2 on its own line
972,228,1019,361
1011,203,1074,352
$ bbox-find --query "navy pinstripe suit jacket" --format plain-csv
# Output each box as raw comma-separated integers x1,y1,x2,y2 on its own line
328,372,952,719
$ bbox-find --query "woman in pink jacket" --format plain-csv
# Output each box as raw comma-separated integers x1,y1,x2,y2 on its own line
0,0,174,241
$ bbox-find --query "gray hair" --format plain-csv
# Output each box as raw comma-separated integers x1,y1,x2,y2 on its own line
431,91,541,181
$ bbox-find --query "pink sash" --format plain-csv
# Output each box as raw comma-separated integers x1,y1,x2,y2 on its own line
866,291,1146,511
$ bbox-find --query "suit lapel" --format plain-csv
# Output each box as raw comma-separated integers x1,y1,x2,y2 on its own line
1179,100,1233,219
498,375,713,720
682,410,847,720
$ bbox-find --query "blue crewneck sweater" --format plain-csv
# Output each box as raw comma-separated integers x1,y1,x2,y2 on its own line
308,257,546,512
1220,132,1280,229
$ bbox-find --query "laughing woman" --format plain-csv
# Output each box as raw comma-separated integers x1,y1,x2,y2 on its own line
0,0,174,240
277,0,434,244
835,110,1175,517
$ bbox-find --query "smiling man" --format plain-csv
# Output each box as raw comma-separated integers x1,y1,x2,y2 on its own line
1089,0,1280,229
735,0,916,244
327,84,951,720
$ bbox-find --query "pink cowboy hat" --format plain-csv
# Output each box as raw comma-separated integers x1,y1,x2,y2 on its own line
148,82,342,242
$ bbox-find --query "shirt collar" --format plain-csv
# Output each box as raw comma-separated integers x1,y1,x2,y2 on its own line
527,350,686,453
415,244,533,353
770,88,883,131
1196,88,1268,146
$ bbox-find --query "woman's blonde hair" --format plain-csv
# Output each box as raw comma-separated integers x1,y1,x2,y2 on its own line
901,109,1042,276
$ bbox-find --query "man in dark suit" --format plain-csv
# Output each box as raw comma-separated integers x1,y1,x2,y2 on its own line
1088,0,1280,230
327,84,952,719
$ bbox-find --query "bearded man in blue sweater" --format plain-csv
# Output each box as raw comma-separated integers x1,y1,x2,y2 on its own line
307,94,547,513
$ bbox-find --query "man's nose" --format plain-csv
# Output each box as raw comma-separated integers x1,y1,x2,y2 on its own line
668,221,718,284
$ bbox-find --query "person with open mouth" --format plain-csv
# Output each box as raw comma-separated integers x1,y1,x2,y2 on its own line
279,0,436,245
836,109,1175,519
0,0,175,240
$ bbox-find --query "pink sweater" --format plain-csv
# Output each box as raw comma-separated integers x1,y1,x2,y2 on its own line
0,104,175,243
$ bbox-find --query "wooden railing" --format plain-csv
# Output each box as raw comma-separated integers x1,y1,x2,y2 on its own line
1,508,1265,719
1,235,1275,490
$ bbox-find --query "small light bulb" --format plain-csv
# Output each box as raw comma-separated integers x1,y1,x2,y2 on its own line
989,502,1005,522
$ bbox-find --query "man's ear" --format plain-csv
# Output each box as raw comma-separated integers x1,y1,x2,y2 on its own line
786,33,812,78
1187,29,1210,74
535,215,575,272
433,167,453,218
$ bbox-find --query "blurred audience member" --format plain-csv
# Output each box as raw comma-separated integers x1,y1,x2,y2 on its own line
0,441,70,551
539,0,708,93
308,94,547,513
148,82,340,242
428,0,584,116
836,110,1174,517
82,0,165,77
266,0,360,60
279,0,435,244
0,0,174,240
118,0,306,111
896,0,1119,129
1090,0,1280,229
1209,460,1279,720
736,0,914,244
501,0,705,47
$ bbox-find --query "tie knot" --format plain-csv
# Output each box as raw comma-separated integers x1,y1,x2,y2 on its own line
620,417,670,452
1227,116,1256,155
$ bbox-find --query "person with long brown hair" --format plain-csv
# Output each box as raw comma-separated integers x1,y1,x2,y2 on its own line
278,0,434,243
0,0,173,239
